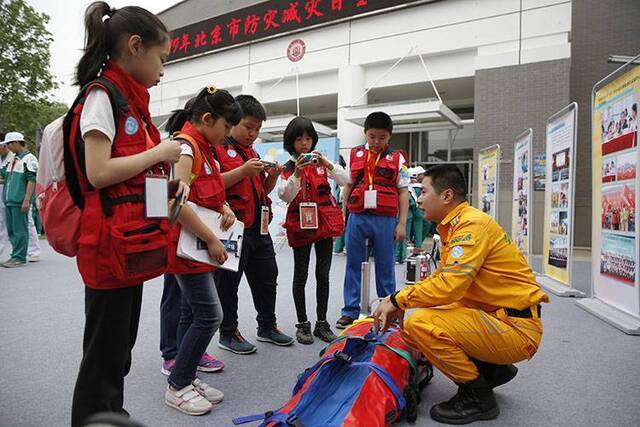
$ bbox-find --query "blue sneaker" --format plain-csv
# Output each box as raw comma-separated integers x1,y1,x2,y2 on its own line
218,330,257,355
257,326,295,346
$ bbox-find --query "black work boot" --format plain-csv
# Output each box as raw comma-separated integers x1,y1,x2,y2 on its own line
313,320,338,343
430,376,499,425
295,321,314,345
472,359,518,389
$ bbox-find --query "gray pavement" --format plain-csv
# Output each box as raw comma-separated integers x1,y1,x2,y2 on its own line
1,241,639,426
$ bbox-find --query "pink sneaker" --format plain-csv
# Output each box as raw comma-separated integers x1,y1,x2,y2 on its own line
161,358,176,376
197,353,224,373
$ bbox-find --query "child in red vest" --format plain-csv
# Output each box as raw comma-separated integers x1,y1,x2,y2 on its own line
70,3,183,425
278,116,350,344
213,95,294,354
163,87,241,415
337,112,409,329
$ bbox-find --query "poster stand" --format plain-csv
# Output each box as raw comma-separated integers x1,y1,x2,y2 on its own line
539,103,585,298
576,53,640,334
477,145,501,220
511,129,533,263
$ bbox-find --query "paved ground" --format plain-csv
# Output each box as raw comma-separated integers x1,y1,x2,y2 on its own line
1,241,639,426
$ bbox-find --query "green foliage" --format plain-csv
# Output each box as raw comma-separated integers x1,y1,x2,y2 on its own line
0,0,66,152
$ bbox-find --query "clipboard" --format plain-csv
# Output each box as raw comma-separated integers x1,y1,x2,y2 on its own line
177,202,245,272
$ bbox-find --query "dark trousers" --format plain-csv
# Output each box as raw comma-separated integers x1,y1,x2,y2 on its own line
169,272,223,389
160,274,181,361
214,228,278,336
71,285,143,427
292,237,333,323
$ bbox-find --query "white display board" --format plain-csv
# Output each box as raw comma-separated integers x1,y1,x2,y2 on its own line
511,129,533,261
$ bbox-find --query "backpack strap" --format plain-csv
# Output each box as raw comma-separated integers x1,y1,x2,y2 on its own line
172,132,204,184
63,77,130,211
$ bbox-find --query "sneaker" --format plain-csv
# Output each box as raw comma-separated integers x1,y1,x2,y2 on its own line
218,330,257,355
165,384,212,416
257,326,295,346
335,315,355,330
313,320,338,343
161,358,176,376
2,259,27,268
28,255,40,262
295,321,314,345
192,377,224,404
197,352,224,373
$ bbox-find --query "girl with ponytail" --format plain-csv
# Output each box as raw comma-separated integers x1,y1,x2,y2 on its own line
161,87,240,415
71,2,182,425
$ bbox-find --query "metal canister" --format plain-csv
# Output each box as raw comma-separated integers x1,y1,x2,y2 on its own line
405,257,417,284
360,260,371,316
406,244,415,258
417,254,429,281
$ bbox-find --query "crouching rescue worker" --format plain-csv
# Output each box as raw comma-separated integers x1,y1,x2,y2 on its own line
373,164,548,425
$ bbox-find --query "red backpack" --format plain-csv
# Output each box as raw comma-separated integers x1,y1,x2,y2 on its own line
36,78,128,257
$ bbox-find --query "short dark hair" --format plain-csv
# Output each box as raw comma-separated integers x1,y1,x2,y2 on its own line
364,111,393,133
283,116,318,156
424,165,467,200
0,132,5,142
235,94,266,121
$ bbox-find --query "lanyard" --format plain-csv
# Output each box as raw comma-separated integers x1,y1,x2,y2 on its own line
366,150,383,190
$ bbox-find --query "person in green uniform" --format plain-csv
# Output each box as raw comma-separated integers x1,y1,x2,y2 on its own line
395,167,426,262
1,132,38,268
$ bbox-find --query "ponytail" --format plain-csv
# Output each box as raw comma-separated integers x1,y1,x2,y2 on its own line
165,87,242,134
75,1,169,87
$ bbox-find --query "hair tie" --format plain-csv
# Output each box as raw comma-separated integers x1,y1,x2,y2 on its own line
207,84,217,95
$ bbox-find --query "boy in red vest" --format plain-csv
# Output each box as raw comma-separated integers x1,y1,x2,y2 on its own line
213,95,294,354
337,112,409,329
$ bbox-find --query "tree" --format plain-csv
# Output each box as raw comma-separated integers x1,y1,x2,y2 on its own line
0,0,64,152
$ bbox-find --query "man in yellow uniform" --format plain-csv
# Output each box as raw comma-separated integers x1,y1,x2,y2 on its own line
374,164,548,425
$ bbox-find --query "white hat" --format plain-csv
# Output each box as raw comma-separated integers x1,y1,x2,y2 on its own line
408,166,426,178
1,131,24,144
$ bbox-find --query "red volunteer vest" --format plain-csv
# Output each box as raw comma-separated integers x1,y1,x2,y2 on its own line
346,145,401,217
167,122,227,274
213,137,271,228
282,161,344,247
73,62,169,289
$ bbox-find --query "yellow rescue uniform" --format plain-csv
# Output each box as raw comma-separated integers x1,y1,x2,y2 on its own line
395,202,549,383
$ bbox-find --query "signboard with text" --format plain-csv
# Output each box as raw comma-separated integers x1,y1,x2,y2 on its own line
168,0,427,62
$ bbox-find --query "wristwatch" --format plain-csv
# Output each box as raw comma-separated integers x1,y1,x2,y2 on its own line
389,291,400,309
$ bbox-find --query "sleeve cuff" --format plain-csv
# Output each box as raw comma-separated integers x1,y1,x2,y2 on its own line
394,288,411,310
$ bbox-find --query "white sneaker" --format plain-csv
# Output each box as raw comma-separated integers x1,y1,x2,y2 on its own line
192,377,224,404
165,384,212,416
28,256,40,262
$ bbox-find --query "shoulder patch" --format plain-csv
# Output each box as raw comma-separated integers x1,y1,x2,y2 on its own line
450,233,474,245
451,246,464,258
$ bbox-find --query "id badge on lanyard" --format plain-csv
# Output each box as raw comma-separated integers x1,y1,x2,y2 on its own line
145,174,169,218
299,202,319,229
364,150,382,210
260,205,270,235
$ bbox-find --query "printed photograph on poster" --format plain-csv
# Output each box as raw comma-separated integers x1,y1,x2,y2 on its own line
552,148,570,182
551,182,560,208
550,211,568,235
601,184,636,232
602,156,617,183
616,150,637,181
559,182,569,208
601,151,637,184
534,154,546,191
600,233,636,286
549,236,568,269
600,93,638,155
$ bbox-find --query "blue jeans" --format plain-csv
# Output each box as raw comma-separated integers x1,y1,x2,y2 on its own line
160,274,181,361
168,272,222,389
342,212,397,318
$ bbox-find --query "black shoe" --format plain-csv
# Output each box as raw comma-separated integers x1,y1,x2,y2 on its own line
295,321,314,345
472,359,518,388
257,326,295,346
430,377,499,425
313,320,338,343
335,315,355,330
